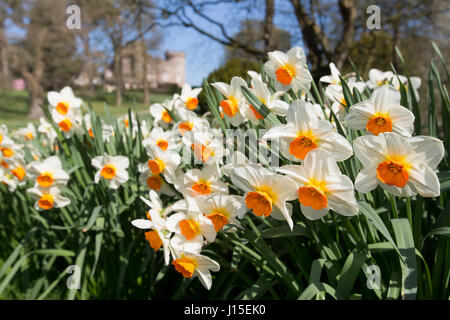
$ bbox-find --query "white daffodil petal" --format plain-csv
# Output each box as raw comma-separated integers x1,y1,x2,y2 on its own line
354,165,379,193
408,163,440,197
353,135,387,164
301,204,329,220
409,136,445,169
132,219,153,229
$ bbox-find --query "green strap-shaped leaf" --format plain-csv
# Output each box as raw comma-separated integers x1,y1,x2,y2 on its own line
298,282,344,300
203,78,228,135
260,224,311,239
240,86,281,125
422,227,450,245
358,201,404,263
386,272,402,300
392,218,418,300
336,251,367,299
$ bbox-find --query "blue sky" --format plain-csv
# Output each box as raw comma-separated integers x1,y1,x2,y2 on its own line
158,0,301,86
5,0,302,87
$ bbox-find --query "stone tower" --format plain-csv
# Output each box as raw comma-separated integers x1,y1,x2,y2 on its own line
158,51,186,88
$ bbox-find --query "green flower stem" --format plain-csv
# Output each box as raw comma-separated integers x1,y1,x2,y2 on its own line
406,197,413,230
344,218,361,243
389,194,399,219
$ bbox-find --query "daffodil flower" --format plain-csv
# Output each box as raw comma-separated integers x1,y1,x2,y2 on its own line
277,149,359,220
174,108,210,136
325,80,366,120
347,85,415,136
142,145,180,184
392,74,421,102
47,86,82,117
142,126,181,153
242,77,289,125
13,123,36,141
174,164,228,197
149,99,175,129
38,118,57,146
132,199,172,265
171,249,220,290
166,199,216,252
262,100,353,162
92,154,129,189
211,77,248,127
230,164,298,230
8,158,27,183
366,69,395,89
0,138,22,161
195,194,244,232
264,46,313,92
27,156,69,188
320,63,342,85
28,185,71,211
138,169,175,196
353,132,445,197
51,107,83,138
178,84,202,110
182,129,226,165
140,190,174,218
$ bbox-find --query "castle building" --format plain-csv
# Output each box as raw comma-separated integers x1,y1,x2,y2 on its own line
103,41,186,90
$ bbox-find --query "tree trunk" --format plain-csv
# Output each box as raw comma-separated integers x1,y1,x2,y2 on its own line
142,42,150,106
333,0,357,69
24,75,44,119
82,32,95,95
114,49,123,106
392,22,400,71
0,25,10,90
28,90,44,119
263,0,275,53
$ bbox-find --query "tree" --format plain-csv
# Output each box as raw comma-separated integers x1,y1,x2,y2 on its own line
0,0,20,90
207,58,259,84
224,19,291,62
10,0,81,119
74,0,111,95
160,0,449,79
98,0,159,106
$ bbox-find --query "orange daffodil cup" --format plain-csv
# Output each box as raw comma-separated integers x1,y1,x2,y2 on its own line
26,156,71,211
177,83,202,110
48,87,84,138
346,85,415,136
91,154,130,189
277,149,359,220
166,196,217,253
47,86,83,116
264,46,313,92
211,76,248,127
28,186,71,212
230,164,298,230
353,132,444,197
170,249,220,291
27,156,70,188
174,164,228,197
132,191,173,265
242,77,289,125
262,100,353,162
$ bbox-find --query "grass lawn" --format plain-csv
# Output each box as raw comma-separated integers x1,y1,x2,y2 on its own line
0,90,172,128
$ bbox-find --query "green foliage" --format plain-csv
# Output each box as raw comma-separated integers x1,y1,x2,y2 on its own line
224,19,291,61
207,58,260,84
347,31,395,76
0,45,449,300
